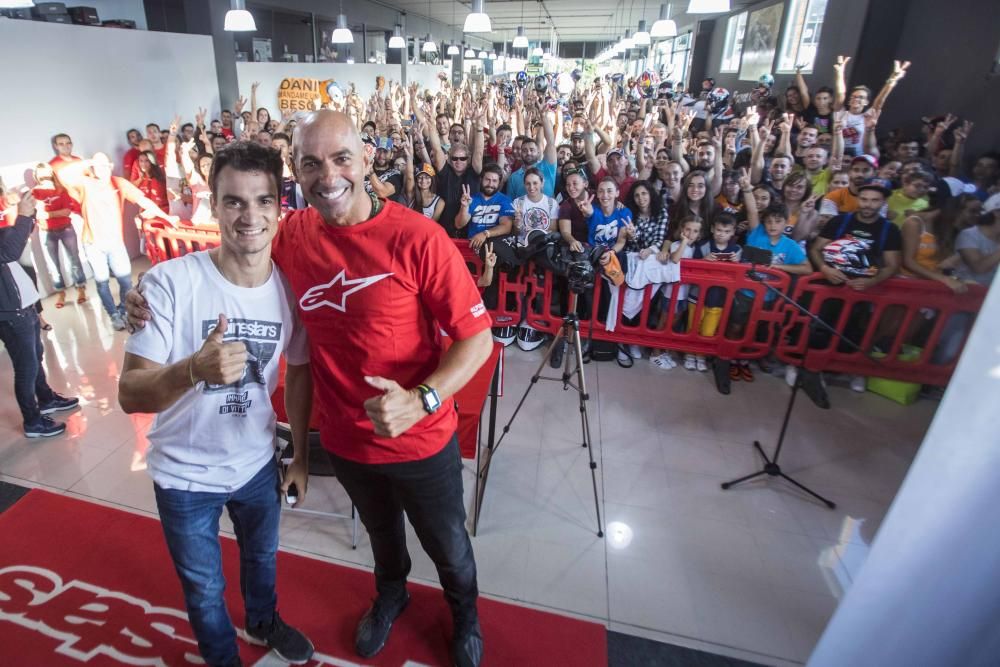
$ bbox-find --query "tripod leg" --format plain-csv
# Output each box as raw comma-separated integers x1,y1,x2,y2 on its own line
720,469,768,490
569,322,604,537
778,472,837,509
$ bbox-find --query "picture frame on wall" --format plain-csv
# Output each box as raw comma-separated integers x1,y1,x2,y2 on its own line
739,3,784,82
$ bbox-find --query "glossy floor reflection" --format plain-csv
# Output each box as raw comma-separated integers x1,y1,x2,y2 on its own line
0,260,939,666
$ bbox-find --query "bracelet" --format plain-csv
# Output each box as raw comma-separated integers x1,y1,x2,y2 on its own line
188,353,199,388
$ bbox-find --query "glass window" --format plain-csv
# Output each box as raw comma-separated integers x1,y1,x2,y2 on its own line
720,12,748,73
778,0,828,72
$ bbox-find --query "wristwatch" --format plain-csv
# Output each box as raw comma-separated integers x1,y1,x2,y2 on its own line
416,384,442,414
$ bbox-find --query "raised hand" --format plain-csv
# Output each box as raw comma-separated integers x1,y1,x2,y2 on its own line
953,120,973,143
778,113,793,135
234,95,247,115
737,167,752,192
169,115,181,136
833,55,851,74
890,60,911,81
460,184,472,208
711,125,724,149
192,314,248,386
745,105,760,127
483,242,497,269
251,81,260,93
363,376,425,438
195,107,207,127
802,194,818,211
576,193,595,218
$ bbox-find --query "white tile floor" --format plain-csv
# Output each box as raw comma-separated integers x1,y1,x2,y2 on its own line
0,261,940,666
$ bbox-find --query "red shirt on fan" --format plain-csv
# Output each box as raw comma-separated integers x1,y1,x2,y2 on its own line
123,147,140,179
32,187,79,231
134,175,168,210
271,200,492,464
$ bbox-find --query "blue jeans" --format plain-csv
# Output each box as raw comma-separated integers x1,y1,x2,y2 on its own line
83,242,132,317
0,308,55,425
154,459,281,667
44,227,87,290
328,435,479,630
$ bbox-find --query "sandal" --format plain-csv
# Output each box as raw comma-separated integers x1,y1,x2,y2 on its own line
40,319,53,332
729,365,742,381
76,287,88,304
740,365,755,382
55,291,66,309
616,346,634,368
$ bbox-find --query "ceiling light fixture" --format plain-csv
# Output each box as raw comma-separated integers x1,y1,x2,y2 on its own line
650,3,677,37
464,0,492,33
513,26,529,49
330,13,354,44
478,50,488,58
634,20,651,45
687,0,730,13
388,24,405,48
224,0,255,31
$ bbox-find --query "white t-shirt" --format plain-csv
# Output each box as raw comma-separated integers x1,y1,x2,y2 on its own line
840,110,866,155
125,251,309,493
955,225,998,286
514,194,559,244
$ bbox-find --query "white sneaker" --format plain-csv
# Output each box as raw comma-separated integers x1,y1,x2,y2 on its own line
628,344,643,359
683,354,697,371
110,313,127,331
785,366,798,387
850,375,866,393
650,352,676,370
695,355,708,372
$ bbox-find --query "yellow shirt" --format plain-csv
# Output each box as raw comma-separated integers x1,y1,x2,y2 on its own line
887,190,929,227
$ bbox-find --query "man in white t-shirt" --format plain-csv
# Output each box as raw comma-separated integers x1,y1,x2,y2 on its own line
118,142,314,667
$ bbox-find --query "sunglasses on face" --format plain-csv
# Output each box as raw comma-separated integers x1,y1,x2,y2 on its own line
451,156,469,162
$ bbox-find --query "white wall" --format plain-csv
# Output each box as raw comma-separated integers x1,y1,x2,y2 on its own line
235,62,450,115
808,272,1000,666
0,20,219,186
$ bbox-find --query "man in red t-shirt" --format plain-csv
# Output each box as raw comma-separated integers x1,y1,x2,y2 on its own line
146,123,167,168
48,133,83,200
32,163,87,307
128,112,493,666
122,128,142,179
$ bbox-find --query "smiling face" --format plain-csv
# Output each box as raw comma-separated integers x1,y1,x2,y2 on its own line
557,146,571,166
633,185,652,213
597,180,618,209
804,147,828,171
848,89,869,114
783,177,807,203
416,172,432,191
480,171,501,197
769,157,791,183
686,174,707,201
212,166,280,258
525,173,542,198
291,111,372,225
448,147,470,175
566,173,587,200
664,162,683,189
53,135,73,157
797,128,818,149
753,186,772,211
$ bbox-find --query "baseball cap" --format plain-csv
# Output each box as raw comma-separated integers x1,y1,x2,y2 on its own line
942,176,977,197
857,177,893,197
606,148,625,159
570,131,584,140
418,163,436,177
983,192,1000,214
851,154,879,170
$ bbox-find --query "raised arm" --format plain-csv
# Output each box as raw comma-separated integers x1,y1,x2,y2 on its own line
710,126,724,197
582,118,603,176
740,168,759,230
455,185,472,230
795,65,810,106
750,120,771,185
833,55,850,111
401,135,415,203
540,102,557,164
871,60,910,112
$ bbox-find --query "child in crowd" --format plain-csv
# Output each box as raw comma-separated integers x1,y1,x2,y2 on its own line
728,204,812,384
686,215,743,371
887,167,932,225
651,216,703,370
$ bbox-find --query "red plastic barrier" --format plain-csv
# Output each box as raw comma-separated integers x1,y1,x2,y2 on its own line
145,223,987,386
775,274,986,386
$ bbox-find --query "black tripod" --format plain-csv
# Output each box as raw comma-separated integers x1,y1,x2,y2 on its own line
720,257,873,510
477,291,604,537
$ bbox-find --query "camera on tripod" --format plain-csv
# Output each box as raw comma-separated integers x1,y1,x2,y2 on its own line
520,231,608,294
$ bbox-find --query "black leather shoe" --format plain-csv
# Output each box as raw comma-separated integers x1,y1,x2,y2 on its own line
452,619,483,667
355,592,410,658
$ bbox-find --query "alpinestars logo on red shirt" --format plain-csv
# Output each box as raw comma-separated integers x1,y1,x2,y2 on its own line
299,270,393,312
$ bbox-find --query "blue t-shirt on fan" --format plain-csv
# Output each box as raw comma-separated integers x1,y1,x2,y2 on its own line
467,192,516,237
745,225,807,303
587,206,632,246
507,158,557,199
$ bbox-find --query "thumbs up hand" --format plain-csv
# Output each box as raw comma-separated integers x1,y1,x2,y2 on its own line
191,314,248,386
363,376,427,438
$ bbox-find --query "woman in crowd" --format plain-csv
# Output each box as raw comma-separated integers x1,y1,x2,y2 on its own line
671,170,715,237
781,171,820,242
131,150,168,211
513,167,559,244
32,163,87,308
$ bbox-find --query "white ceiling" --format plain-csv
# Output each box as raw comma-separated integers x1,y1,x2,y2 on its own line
377,0,755,44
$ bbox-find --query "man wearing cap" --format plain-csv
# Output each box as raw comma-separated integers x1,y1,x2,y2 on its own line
366,138,404,204
506,100,558,200
810,177,901,392
818,154,887,223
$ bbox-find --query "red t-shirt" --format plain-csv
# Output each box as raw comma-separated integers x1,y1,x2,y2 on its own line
593,167,635,203
271,201,492,464
134,175,168,210
123,147,140,179
153,144,167,169
49,154,81,171
220,127,234,139
32,187,78,231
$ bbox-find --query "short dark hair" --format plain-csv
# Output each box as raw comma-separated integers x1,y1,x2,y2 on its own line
50,133,71,147
181,123,194,132
524,166,544,182
497,124,512,134
126,128,141,137
762,203,789,221
771,152,794,164
713,214,737,227
521,138,538,148
481,163,504,181
208,141,283,198
272,132,291,143
815,86,834,96
849,85,872,99
146,123,160,131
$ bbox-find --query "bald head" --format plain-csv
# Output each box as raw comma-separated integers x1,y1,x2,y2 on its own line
291,110,374,226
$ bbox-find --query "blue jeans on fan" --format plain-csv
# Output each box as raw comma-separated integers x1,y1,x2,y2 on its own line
83,242,132,317
44,227,87,290
0,307,56,426
153,459,281,667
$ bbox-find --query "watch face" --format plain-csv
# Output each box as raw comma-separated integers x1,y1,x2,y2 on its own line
421,386,442,413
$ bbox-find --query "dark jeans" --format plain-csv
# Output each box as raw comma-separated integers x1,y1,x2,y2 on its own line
44,227,87,290
0,308,55,425
328,435,479,630
154,459,281,667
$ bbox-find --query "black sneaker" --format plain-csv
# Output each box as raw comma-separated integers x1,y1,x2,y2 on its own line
39,394,80,415
355,592,410,658
452,619,484,667
245,612,314,665
24,416,66,438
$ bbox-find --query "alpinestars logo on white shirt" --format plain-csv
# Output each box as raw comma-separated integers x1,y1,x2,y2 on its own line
299,270,393,312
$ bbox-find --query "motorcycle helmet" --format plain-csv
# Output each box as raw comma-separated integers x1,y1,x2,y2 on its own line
758,73,774,89
656,80,674,100
639,70,659,99
492,325,517,346
516,71,529,88
556,72,574,96
516,323,545,351
533,75,549,94
707,87,731,115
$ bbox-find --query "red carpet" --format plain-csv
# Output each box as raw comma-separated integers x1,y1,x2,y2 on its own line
0,490,606,666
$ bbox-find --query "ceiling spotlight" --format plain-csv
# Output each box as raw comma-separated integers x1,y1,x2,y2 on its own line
447,43,460,55
478,50,488,58
422,34,438,52
464,0,492,33
330,14,354,44
513,26,529,48
388,24,405,49
224,0,255,31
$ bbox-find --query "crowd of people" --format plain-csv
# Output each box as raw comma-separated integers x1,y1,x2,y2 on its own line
1,50,999,667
